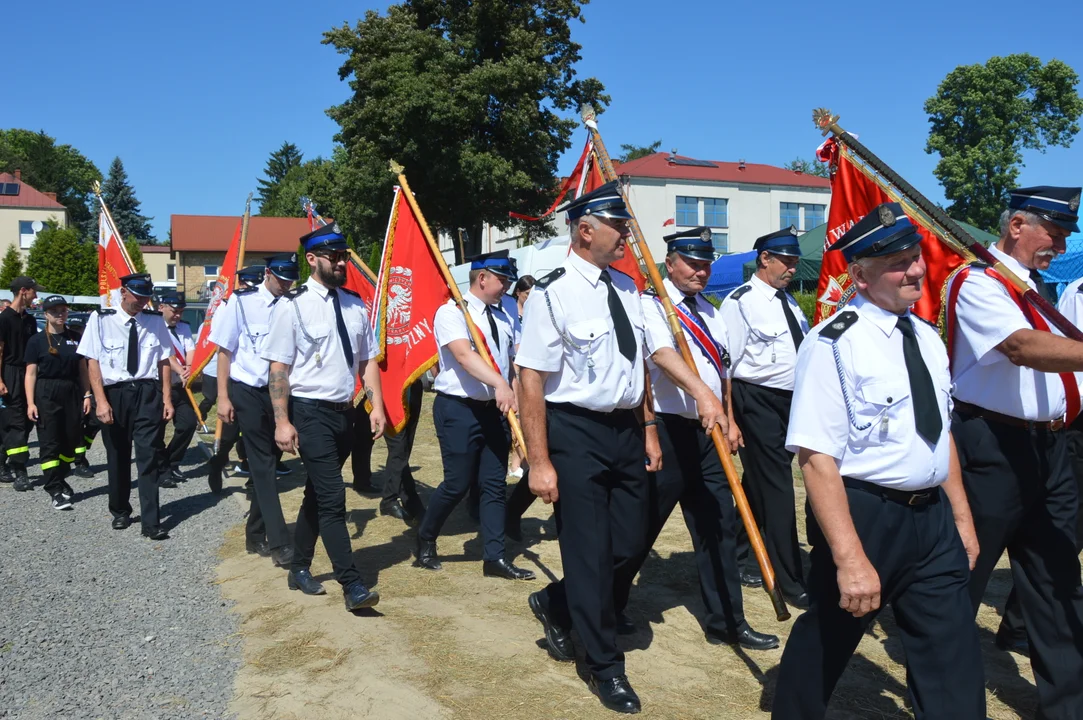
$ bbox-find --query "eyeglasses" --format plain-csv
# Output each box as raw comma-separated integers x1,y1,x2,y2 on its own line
315,251,348,264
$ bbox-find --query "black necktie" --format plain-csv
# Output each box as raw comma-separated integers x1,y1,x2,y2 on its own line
682,295,705,324
1030,269,1056,304
330,288,354,368
484,305,500,351
776,289,805,350
896,316,941,444
599,270,636,363
127,319,139,376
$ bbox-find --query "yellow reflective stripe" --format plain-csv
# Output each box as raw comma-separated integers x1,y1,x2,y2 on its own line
83,436,95,445
41,459,60,470
59,454,74,463
6,446,29,456
74,447,86,454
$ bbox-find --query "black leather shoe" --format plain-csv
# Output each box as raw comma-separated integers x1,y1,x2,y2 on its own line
0,465,12,483
483,558,536,581
995,628,1030,657
276,462,292,476
73,458,94,478
352,479,378,494
159,475,177,489
740,571,763,588
246,539,272,557
207,462,223,495
590,674,641,714
287,568,326,595
616,612,637,636
380,499,409,521
170,468,185,483
343,580,380,611
705,626,780,650
112,515,131,530
13,476,31,492
783,591,810,610
414,539,442,571
270,546,294,568
528,591,574,662
142,525,169,541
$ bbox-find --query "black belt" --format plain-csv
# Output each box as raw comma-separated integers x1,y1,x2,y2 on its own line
953,399,1065,432
843,477,940,506
436,391,495,408
106,379,157,389
292,396,352,413
230,378,269,393
658,412,700,428
732,378,793,398
547,402,637,425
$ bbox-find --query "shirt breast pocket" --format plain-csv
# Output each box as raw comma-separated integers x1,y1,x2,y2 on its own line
853,380,910,445
567,318,610,377
346,321,367,358
300,323,331,360
244,323,271,353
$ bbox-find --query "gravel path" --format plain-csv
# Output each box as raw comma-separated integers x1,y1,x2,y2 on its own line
0,432,243,719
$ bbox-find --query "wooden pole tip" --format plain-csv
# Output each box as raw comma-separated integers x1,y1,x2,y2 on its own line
389,160,404,175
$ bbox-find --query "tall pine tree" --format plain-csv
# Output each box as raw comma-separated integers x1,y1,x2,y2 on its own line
0,245,24,288
257,142,304,209
101,157,154,241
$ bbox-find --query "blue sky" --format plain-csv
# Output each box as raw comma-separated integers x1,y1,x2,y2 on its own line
5,0,1083,239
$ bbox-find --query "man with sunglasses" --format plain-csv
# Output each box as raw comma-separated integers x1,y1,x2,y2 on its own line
263,224,386,612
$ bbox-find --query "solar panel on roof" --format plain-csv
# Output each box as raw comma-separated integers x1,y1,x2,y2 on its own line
671,158,717,168
0,183,20,196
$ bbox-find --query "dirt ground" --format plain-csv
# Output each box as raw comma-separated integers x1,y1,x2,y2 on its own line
215,393,1040,719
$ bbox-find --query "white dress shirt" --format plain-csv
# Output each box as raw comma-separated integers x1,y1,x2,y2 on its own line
433,291,518,401
643,278,728,419
210,284,281,387
501,294,522,348
262,277,378,403
517,251,645,413
1058,275,1083,389
949,245,1066,421
167,322,195,386
720,273,809,391
77,308,173,386
786,294,952,491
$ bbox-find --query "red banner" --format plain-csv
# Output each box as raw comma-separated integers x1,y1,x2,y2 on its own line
188,220,244,383
347,256,377,403
97,206,136,308
373,187,451,433
814,140,964,324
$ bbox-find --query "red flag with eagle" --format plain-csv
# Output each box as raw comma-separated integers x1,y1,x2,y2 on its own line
97,201,136,308
372,187,451,433
814,138,965,324
187,220,244,384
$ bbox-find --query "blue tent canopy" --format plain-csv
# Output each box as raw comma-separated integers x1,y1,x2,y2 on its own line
1041,234,1083,296
703,251,757,298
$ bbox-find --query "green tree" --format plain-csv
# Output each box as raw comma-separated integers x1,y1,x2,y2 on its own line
101,157,154,241
783,157,830,179
26,224,97,295
367,241,382,273
0,129,102,231
618,140,661,163
124,238,147,273
925,54,1083,232
256,142,304,209
259,156,340,221
0,245,24,288
324,0,609,262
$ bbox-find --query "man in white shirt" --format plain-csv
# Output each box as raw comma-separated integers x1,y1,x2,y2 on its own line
157,292,196,486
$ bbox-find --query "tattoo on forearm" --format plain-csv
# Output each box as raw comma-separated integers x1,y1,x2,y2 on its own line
269,368,289,421
364,387,374,402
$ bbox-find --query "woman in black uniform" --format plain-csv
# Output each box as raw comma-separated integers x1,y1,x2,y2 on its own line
25,295,91,510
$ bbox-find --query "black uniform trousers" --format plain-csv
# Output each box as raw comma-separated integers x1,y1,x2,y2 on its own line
232,380,290,550
350,402,374,487
79,410,100,461
290,399,363,587
772,484,984,720
613,413,746,635
420,393,509,561
538,402,648,681
953,411,1083,719
383,380,423,504
102,380,165,528
35,378,82,496
1,364,31,468
201,376,245,464
732,379,806,596
160,384,197,472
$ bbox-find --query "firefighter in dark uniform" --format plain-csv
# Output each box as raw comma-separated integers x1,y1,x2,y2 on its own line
0,276,42,491
24,295,91,510
210,253,297,566
158,292,196,486
78,273,175,539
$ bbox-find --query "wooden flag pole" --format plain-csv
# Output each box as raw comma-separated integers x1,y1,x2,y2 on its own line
581,105,789,621
389,162,529,460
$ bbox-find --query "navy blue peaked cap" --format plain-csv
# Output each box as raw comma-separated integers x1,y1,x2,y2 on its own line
120,273,154,298
754,226,802,257
826,203,921,263
664,226,715,261
1009,186,1081,232
559,181,633,221
469,249,517,280
265,253,299,281
301,222,348,252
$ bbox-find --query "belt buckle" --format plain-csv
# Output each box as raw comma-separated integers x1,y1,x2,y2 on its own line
1052,418,1066,432
908,492,930,506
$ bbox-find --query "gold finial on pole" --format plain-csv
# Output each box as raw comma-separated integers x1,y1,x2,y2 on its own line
580,103,597,125
812,108,842,136
92,180,102,196
388,159,404,176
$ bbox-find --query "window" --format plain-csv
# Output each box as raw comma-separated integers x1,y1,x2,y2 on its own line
166,264,176,281
703,198,728,228
204,265,219,277
18,220,43,249
804,204,826,229
711,232,728,254
676,196,698,226
780,203,801,231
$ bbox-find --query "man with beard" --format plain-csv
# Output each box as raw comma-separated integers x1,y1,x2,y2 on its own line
263,224,387,612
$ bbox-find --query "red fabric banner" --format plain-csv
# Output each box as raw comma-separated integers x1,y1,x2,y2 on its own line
373,187,451,433
188,220,244,383
814,140,964,324
97,207,136,308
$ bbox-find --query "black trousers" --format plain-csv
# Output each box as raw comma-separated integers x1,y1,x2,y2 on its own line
539,403,648,681
1,364,31,468
613,413,746,635
102,380,165,528
290,400,362,587
160,384,197,472
350,402,374,486
233,380,290,550
732,379,806,595
953,411,1083,719
79,409,100,462
383,380,423,503
420,393,509,561
201,377,245,463
772,485,984,720
35,378,82,495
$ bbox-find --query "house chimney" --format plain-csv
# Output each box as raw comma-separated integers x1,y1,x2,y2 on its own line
14,169,21,182
667,148,678,164
44,192,57,201
738,159,746,171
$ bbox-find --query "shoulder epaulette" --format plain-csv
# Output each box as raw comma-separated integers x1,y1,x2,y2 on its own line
339,286,361,299
97,309,117,316
819,310,859,340
642,286,658,298
969,261,990,270
234,286,258,295
141,309,163,316
285,285,308,301
727,284,752,302
535,267,566,289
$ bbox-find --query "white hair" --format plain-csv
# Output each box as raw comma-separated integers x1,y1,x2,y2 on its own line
998,208,1041,240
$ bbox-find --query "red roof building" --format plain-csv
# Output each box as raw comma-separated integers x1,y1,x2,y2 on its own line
0,170,70,264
